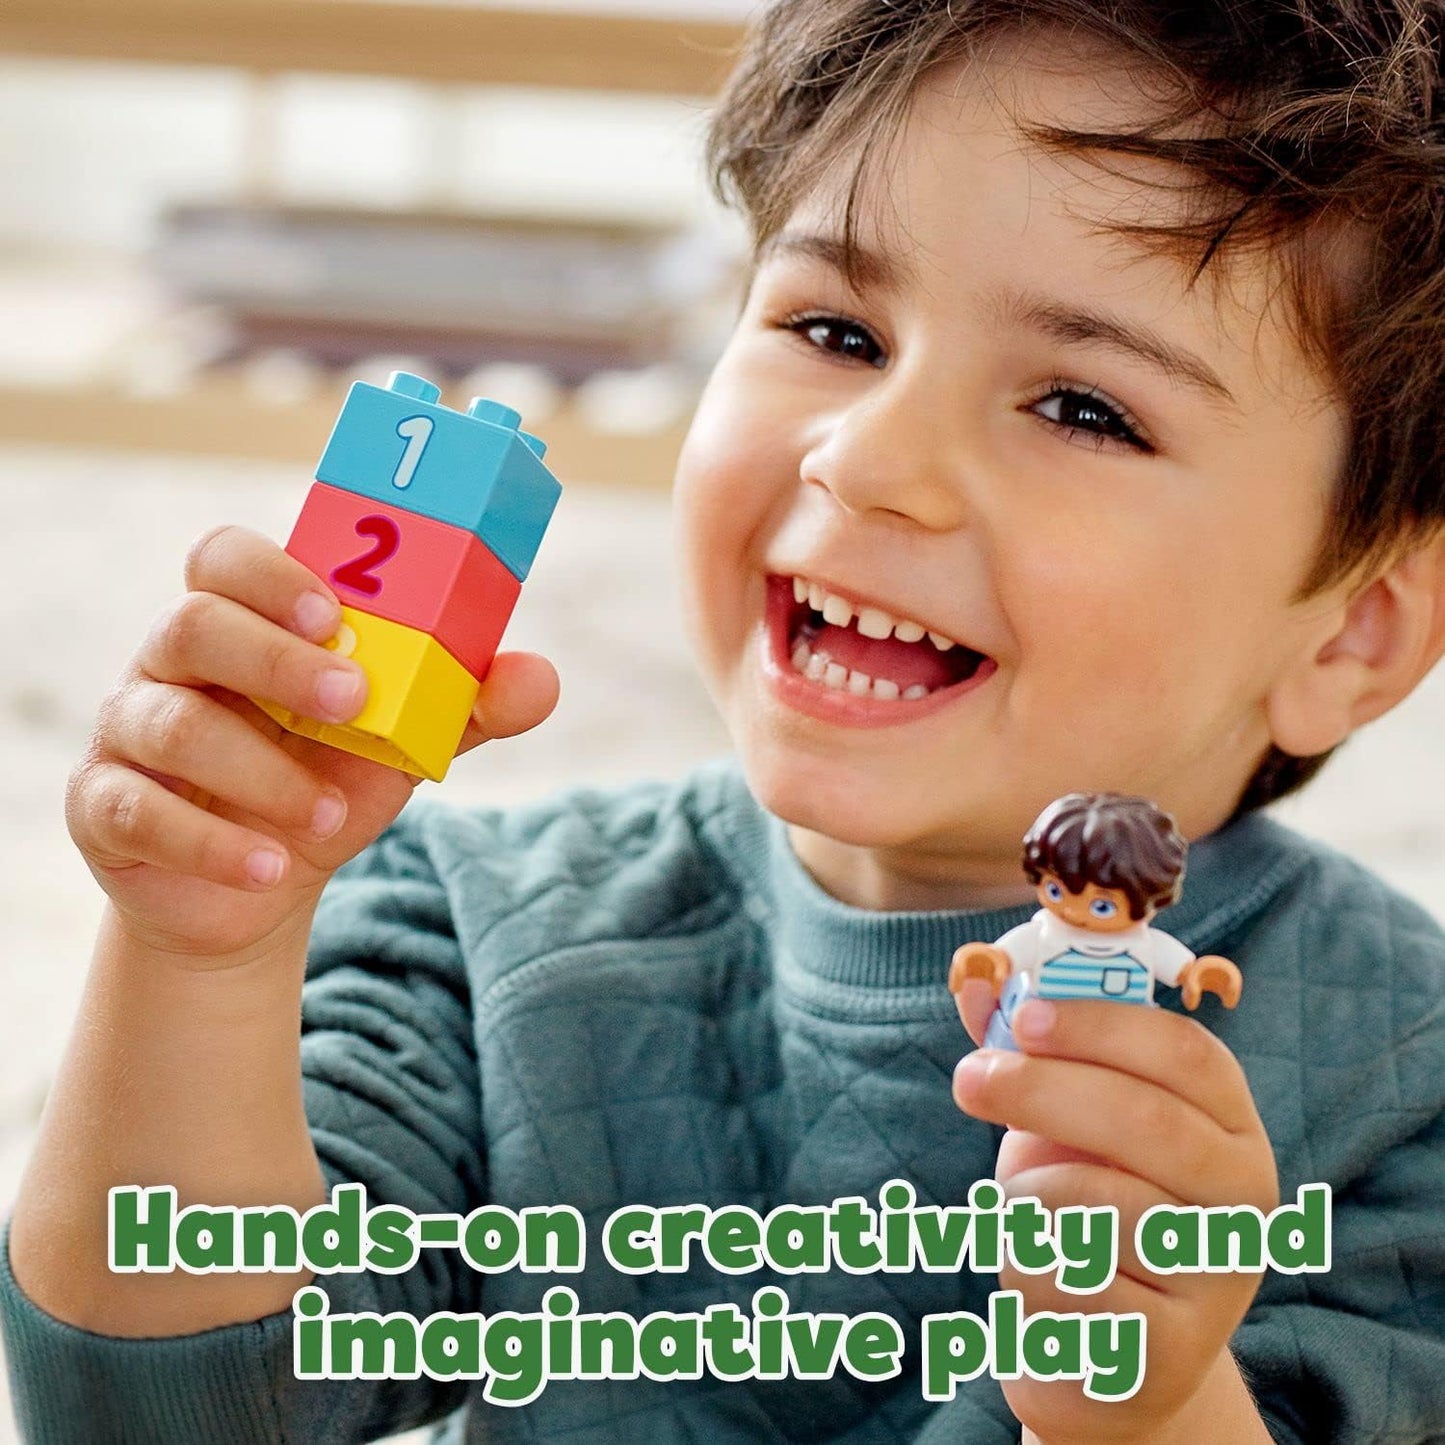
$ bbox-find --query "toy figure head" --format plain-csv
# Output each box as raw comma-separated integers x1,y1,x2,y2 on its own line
1022,793,1187,924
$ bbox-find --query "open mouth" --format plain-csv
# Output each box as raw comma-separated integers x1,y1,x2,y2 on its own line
766,574,996,708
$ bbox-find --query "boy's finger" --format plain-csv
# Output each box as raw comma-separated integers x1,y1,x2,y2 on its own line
952,1048,1277,1210
995,1127,1110,1179
996,1159,1215,1299
953,977,997,1046
183,524,342,642
104,681,348,844
75,760,291,890
1005,997,1259,1137
456,652,561,754
138,592,366,726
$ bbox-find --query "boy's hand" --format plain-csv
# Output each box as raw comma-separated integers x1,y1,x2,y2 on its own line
950,994,1278,1443
66,524,559,965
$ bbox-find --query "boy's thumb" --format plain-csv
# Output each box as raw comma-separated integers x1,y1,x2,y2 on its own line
459,652,561,752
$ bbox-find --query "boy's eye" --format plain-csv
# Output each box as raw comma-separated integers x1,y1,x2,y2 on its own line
1044,881,1063,902
1030,383,1153,454
782,312,886,368
775,324,1152,448
1089,898,1118,918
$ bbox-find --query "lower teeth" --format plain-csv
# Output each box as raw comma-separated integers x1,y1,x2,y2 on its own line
790,642,930,701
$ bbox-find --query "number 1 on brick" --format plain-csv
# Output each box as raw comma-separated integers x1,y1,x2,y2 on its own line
392,416,433,489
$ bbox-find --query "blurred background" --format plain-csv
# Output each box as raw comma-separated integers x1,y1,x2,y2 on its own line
0,2,1441,1441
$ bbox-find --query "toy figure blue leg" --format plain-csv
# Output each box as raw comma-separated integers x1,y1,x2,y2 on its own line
983,972,1030,1052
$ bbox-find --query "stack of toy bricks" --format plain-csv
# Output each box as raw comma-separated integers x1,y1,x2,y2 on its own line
255,371,562,782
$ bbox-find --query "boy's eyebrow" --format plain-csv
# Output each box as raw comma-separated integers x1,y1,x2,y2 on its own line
760,232,903,293
991,290,1237,407
762,232,1237,407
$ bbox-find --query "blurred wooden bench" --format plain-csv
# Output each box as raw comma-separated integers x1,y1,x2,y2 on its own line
0,0,744,95
0,1,748,483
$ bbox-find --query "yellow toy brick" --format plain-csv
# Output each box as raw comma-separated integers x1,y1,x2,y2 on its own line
255,607,477,782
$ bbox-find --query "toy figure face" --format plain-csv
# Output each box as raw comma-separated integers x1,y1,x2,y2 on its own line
672,33,1348,909
1035,875,1143,933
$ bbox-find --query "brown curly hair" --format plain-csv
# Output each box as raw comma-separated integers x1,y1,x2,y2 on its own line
1023,793,1189,920
706,0,1445,813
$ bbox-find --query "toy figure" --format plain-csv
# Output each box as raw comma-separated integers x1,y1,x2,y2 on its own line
950,792,1242,1050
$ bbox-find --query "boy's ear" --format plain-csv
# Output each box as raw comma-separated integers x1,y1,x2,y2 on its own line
1266,529,1445,759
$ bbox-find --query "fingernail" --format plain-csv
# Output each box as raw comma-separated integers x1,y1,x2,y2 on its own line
1013,999,1056,1043
246,848,287,886
954,1049,999,1093
316,666,362,720
294,591,337,639
311,793,347,840
955,1051,989,1081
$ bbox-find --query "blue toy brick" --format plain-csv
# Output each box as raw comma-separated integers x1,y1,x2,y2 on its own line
315,372,561,582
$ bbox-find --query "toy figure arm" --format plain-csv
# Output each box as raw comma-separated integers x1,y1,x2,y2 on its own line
949,918,1037,998
1145,931,1241,1009
1178,955,1243,1010
949,942,1012,997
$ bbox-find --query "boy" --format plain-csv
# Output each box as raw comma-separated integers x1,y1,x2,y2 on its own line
5,1,1445,1441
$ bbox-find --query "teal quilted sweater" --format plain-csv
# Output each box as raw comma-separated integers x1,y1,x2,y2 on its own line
3,758,1443,1442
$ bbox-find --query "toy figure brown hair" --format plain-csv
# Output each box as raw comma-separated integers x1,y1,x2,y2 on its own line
706,0,1445,813
1022,792,1188,920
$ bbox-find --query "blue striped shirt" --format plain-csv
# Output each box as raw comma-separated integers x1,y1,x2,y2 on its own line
1037,947,1153,1003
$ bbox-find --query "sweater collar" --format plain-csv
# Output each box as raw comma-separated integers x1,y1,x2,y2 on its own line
736,788,1314,998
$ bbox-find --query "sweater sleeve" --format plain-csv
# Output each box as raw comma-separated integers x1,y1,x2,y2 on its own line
0,804,490,1445
1232,1106,1445,1444
1221,849,1445,1445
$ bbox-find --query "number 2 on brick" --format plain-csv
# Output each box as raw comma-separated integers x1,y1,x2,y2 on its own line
331,515,400,598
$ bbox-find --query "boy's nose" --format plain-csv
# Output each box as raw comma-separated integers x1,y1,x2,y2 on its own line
798,383,970,532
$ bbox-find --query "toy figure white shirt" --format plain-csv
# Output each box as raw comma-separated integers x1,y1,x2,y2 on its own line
996,908,1194,1005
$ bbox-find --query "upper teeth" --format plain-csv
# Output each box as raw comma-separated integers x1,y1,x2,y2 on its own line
793,576,959,650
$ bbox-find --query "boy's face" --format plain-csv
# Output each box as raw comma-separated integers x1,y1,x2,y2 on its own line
672,39,1348,908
